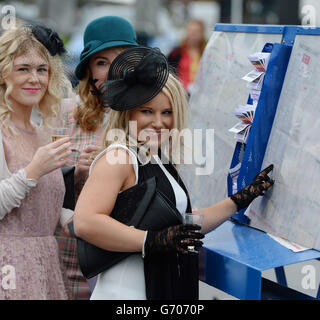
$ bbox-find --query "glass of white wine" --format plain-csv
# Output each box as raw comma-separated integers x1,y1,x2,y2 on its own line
181,213,204,253
49,116,71,163
51,127,70,142
49,114,71,142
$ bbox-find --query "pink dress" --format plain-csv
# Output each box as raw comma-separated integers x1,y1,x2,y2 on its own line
0,124,70,300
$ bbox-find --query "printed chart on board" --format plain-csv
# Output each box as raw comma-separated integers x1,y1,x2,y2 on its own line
181,30,282,209
246,34,320,250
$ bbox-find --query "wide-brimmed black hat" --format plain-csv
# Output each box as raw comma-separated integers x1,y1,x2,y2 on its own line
99,46,169,111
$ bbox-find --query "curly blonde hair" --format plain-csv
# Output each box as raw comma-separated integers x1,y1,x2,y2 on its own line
0,24,72,134
74,69,105,132
74,46,131,132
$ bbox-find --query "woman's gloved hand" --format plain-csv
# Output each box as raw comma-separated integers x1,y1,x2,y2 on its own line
230,164,274,211
143,224,204,257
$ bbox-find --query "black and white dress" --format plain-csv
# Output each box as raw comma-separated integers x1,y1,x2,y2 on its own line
90,144,198,300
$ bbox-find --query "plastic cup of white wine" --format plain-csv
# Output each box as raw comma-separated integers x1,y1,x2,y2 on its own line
181,213,204,253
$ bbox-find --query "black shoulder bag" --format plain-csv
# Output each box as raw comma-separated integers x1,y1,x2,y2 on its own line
68,176,182,279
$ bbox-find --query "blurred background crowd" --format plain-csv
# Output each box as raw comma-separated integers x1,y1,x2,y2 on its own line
1,0,318,88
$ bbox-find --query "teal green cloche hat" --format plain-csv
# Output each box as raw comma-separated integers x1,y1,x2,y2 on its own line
75,16,138,80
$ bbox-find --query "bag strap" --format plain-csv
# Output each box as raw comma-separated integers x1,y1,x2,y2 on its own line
128,176,157,227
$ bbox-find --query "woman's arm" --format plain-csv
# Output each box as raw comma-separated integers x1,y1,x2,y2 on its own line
74,145,100,199
193,198,237,234
194,164,274,235
0,139,37,218
0,169,37,219
0,137,71,219
73,148,147,252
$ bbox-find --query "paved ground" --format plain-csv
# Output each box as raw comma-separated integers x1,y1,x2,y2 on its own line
199,259,320,300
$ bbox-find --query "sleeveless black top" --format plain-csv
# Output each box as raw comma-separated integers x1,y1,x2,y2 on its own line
138,152,199,300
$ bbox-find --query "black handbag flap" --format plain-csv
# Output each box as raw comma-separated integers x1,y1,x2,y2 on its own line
108,176,156,225
68,176,182,279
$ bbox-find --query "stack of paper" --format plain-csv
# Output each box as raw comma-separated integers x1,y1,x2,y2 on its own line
242,52,271,103
234,104,255,124
229,104,256,144
248,52,270,72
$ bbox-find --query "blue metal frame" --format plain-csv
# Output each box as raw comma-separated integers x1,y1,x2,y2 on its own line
214,24,320,46
214,23,284,34
214,23,320,35
228,42,292,224
200,221,320,300
201,23,320,300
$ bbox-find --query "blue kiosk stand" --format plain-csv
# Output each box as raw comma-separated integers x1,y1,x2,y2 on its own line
199,24,320,300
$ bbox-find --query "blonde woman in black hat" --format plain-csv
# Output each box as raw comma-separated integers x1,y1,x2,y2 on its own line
73,47,274,300
56,16,138,300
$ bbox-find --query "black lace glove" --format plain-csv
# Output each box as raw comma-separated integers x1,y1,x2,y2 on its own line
230,164,274,211
143,224,204,257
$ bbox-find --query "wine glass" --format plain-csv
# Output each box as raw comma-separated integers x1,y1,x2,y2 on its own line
51,127,71,142
49,115,71,142
49,116,72,163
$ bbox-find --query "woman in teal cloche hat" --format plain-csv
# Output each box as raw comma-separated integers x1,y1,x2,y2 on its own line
56,16,138,300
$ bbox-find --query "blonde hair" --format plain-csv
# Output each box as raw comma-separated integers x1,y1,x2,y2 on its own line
0,24,72,133
100,73,189,163
74,46,131,132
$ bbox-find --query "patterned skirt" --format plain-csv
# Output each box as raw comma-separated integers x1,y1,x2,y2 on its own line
56,234,91,300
